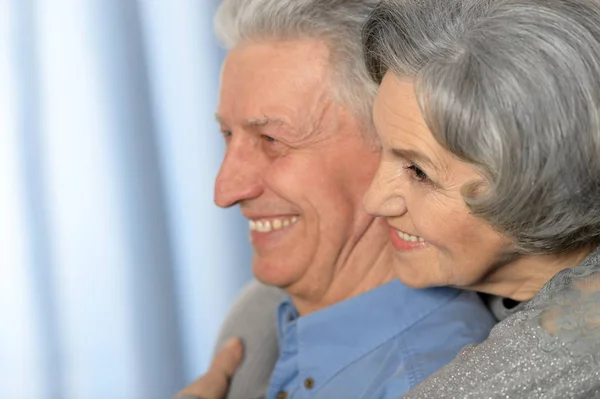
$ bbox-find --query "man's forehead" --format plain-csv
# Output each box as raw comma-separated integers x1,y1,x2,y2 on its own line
219,41,330,101
224,39,330,70
216,40,346,139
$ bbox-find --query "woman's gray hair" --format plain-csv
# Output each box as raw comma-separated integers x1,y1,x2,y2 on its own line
363,0,600,254
214,0,380,132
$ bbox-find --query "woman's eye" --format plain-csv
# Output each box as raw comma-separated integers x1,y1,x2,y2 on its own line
263,135,276,142
221,130,232,138
405,163,429,183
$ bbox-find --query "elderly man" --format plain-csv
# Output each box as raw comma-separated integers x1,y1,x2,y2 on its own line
176,1,496,398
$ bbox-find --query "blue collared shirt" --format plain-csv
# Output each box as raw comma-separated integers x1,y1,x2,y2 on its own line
266,280,496,399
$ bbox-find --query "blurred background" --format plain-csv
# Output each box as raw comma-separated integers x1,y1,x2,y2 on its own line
0,1,254,398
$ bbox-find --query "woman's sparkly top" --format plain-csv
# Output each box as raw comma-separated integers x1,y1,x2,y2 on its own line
405,246,600,398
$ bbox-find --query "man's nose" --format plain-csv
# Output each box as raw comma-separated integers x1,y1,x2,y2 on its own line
214,140,264,208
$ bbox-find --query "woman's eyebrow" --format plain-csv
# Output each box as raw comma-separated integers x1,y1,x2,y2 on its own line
391,147,439,174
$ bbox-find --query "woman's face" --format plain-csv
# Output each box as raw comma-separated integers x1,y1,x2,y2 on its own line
364,73,513,289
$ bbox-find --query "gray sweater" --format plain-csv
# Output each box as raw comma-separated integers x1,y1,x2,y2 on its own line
212,281,285,399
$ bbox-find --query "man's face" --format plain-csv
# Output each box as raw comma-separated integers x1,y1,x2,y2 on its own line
215,39,380,297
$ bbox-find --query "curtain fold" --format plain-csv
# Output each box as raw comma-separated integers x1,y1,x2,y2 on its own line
0,1,252,398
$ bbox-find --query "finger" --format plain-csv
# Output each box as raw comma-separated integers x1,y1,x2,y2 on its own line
211,338,244,379
176,372,227,399
175,338,244,399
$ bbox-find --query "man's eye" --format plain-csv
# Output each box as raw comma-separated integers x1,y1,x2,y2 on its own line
263,135,276,142
221,130,232,137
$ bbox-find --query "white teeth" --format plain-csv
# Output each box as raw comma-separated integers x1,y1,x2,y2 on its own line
249,216,299,232
396,230,424,243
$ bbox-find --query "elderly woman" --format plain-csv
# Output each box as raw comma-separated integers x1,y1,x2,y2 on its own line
361,0,600,396
179,0,600,397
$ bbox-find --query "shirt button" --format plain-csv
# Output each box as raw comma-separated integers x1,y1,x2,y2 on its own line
276,391,288,399
304,377,315,389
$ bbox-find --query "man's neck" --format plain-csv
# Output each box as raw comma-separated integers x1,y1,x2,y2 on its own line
290,217,396,316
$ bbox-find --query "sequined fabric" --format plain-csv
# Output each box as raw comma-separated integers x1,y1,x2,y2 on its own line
404,247,600,398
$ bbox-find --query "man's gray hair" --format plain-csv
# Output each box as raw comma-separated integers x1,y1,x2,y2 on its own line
363,0,600,254
214,0,380,132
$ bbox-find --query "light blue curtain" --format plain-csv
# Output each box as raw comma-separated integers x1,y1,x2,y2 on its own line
0,1,253,398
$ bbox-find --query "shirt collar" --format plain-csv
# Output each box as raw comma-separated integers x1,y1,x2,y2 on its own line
275,279,460,391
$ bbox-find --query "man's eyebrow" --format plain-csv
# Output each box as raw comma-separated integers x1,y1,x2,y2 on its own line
391,147,440,173
214,113,289,128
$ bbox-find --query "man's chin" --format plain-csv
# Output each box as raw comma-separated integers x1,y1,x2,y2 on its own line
252,258,300,289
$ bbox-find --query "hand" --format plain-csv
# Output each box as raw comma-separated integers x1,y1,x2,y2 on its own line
175,338,244,399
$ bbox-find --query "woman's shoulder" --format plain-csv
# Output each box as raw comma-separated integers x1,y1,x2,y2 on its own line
522,254,600,365
496,246,600,354
405,255,600,398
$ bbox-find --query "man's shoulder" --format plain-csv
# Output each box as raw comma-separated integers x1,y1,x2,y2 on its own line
408,289,496,334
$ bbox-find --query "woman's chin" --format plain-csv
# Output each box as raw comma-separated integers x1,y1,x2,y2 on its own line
392,261,440,289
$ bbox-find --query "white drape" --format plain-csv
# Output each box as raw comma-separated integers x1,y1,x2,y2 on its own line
0,1,253,398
